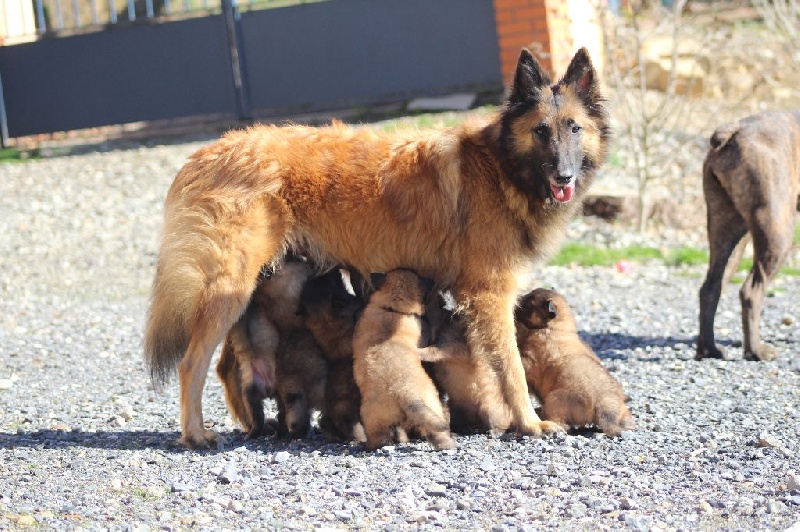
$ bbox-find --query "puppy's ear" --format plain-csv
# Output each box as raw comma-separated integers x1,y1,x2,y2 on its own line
296,303,307,317
546,299,557,320
418,276,435,297
370,272,386,291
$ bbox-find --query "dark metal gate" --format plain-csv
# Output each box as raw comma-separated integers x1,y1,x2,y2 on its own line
0,0,502,145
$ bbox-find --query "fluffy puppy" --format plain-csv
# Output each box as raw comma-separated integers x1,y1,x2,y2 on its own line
515,288,634,436
216,257,326,439
427,302,513,435
299,269,366,443
352,269,456,451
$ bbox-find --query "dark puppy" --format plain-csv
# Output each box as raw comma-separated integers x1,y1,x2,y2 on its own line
698,110,800,361
299,268,366,443
515,288,634,436
216,258,328,439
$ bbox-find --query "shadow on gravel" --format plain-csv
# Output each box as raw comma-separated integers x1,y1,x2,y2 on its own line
0,429,371,455
582,332,701,361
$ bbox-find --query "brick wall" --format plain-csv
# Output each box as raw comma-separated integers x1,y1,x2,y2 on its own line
493,0,602,86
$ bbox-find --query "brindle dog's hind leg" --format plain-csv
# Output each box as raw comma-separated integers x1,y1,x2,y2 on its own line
697,168,748,360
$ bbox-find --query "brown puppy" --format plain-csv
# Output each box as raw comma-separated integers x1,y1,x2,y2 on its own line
216,258,326,439
299,269,366,443
145,48,611,447
697,110,800,361
427,305,513,435
515,288,634,436
215,302,279,439
352,269,456,451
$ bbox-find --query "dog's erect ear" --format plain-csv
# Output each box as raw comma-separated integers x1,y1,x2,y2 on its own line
546,299,558,320
559,47,598,101
370,272,386,291
510,48,549,104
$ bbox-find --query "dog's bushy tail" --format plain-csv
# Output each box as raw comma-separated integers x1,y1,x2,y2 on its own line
144,208,211,388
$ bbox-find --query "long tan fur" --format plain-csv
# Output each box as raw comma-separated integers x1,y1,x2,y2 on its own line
144,48,610,447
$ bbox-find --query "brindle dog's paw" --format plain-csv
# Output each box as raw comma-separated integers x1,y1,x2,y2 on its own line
695,342,726,360
744,344,778,362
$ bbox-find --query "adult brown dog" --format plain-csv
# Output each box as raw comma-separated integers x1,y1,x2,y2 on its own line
697,110,800,361
144,47,610,447
516,288,634,436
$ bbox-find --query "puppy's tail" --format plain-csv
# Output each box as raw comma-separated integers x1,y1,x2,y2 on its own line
405,399,456,450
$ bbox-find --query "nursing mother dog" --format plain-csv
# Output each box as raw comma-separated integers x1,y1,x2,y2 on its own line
144,47,611,448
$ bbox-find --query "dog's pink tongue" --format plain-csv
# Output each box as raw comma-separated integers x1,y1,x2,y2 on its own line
551,183,574,203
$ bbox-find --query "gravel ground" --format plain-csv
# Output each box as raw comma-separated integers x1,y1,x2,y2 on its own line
0,135,798,531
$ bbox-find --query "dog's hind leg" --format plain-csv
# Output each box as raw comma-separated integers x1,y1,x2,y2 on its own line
740,223,793,361
177,202,288,448
697,168,748,360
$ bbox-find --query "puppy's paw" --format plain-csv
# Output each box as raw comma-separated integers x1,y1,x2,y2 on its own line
517,420,564,438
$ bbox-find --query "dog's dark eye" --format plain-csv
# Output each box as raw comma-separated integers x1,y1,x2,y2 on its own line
533,125,548,137
571,125,582,134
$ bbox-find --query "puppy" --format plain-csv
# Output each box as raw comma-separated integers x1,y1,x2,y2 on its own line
426,301,513,435
299,269,366,443
216,257,326,439
515,288,634,436
352,269,456,451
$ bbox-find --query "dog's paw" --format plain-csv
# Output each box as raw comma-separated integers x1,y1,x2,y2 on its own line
695,343,726,360
179,429,224,449
517,420,565,438
744,344,778,362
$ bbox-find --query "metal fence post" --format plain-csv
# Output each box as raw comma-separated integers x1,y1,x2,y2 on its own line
221,0,251,121
0,71,8,149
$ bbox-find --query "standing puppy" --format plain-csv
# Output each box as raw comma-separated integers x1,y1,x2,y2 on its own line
697,110,800,361
428,308,513,435
515,288,634,436
353,269,456,451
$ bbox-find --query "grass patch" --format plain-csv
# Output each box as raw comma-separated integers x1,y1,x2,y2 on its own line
549,243,661,267
0,148,38,162
378,105,497,133
549,243,800,278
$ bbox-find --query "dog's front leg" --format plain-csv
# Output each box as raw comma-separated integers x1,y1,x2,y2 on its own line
456,282,561,437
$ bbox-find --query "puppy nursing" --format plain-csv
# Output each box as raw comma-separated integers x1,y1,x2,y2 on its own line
218,263,633,447
352,269,456,451
217,257,328,439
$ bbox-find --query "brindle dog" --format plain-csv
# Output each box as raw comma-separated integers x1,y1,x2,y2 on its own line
697,110,800,361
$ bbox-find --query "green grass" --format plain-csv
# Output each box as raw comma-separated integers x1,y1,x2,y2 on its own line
549,243,800,278
0,148,38,162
